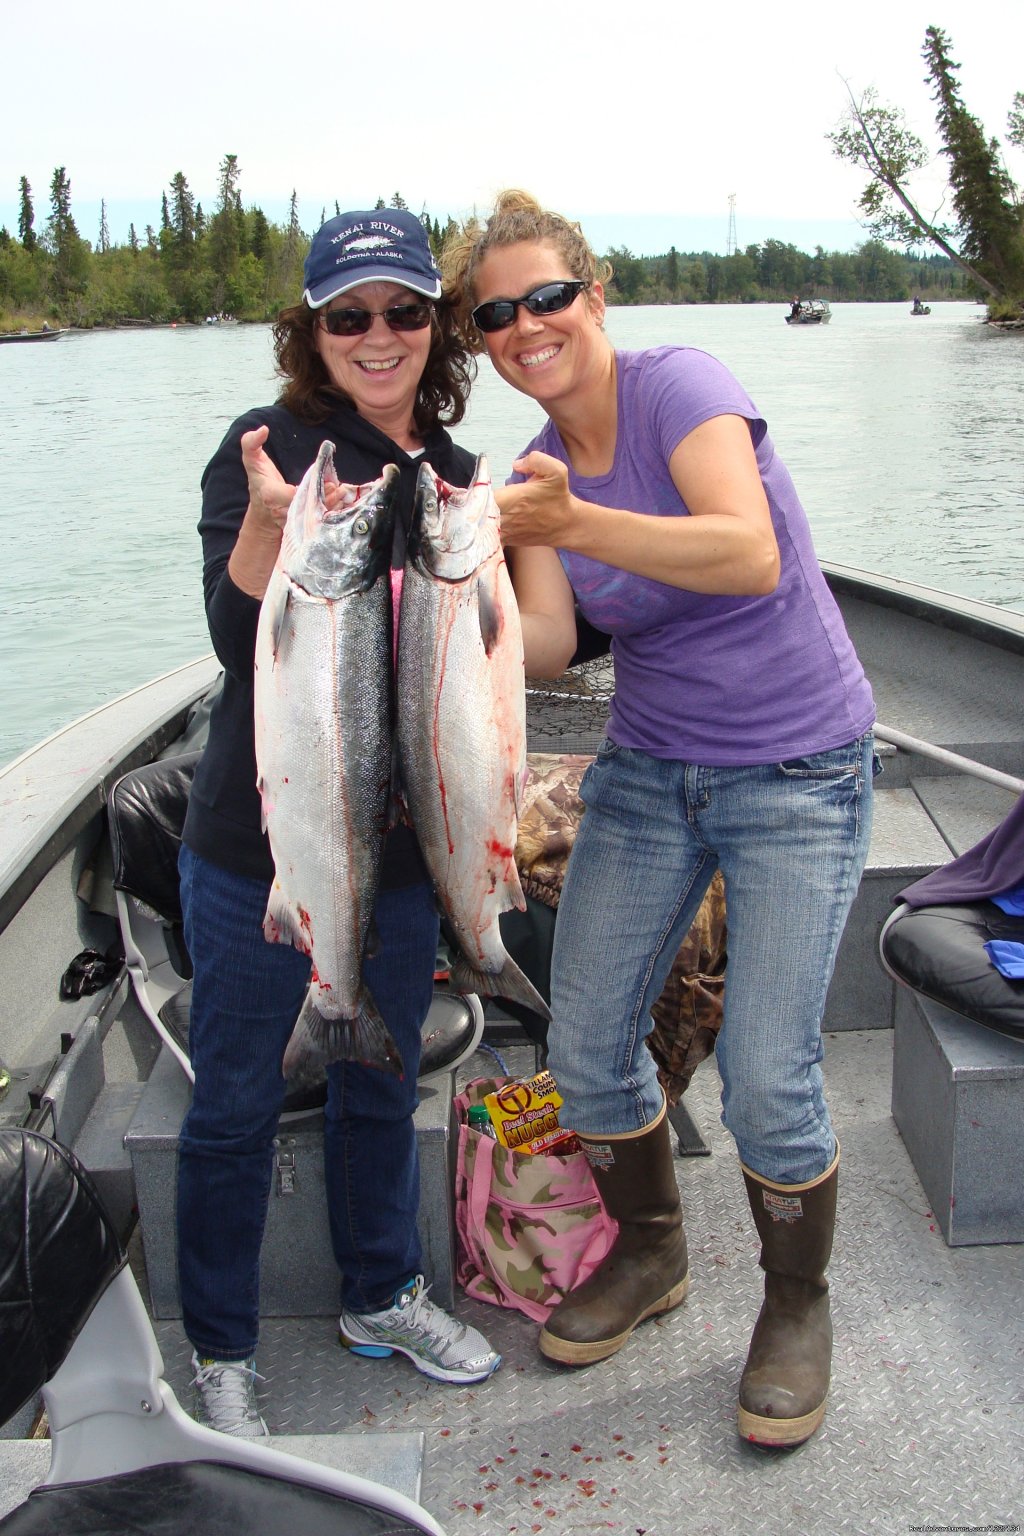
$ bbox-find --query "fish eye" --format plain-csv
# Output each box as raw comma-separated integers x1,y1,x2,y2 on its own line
354,517,369,534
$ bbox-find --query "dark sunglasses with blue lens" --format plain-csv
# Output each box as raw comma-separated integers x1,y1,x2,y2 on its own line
470,280,589,334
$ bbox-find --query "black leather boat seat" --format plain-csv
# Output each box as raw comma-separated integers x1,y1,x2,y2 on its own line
107,753,484,1097
0,1129,443,1535
879,900,1024,1042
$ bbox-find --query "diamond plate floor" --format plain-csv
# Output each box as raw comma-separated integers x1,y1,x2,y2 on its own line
151,1030,1024,1536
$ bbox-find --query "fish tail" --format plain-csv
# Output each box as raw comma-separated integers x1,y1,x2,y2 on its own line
449,954,552,1023
282,988,404,1079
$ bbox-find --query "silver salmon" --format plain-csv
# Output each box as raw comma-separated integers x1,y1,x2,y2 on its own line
254,443,402,1077
397,457,552,1022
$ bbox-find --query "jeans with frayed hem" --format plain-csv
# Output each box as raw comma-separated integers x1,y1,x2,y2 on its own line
548,734,877,1183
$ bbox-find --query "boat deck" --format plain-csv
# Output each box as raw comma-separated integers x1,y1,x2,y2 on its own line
1,572,1022,1531
137,1028,1019,1534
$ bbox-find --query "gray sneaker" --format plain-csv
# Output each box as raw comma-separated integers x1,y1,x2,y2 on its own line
191,1352,269,1438
340,1275,501,1385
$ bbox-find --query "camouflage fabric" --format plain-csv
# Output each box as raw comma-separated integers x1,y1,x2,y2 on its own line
515,754,727,1106
515,753,593,909
647,869,727,1102
453,1078,618,1322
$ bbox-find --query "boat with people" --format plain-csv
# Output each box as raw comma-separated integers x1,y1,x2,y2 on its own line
911,299,932,315
1,563,1022,1533
785,298,831,325
0,326,66,344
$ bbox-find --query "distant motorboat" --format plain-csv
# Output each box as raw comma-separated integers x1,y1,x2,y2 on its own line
785,299,831,325
0,327,66,345
911,302,931,316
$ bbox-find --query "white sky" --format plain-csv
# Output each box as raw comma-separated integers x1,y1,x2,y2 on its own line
3,1,1021,256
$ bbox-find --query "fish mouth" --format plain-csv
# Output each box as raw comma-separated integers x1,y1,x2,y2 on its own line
315,441,341,506
408,457,495,575
320,463,400,527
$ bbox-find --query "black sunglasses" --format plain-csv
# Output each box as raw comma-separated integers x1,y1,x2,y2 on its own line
322,301,434,337
471,280,589,334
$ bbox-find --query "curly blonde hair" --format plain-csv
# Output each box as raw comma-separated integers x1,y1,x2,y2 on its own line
440,189,612,352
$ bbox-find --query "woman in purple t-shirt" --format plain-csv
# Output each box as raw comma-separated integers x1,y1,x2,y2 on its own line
443,191,876,1450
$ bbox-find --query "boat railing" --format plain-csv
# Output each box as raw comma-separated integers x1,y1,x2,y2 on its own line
874,724,1024,796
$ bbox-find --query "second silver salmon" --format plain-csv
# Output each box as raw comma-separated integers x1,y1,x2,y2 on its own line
397,457,552,1022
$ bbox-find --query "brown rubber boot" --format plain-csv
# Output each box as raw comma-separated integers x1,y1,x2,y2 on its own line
538,1096,689,1366
738,1145,840,1448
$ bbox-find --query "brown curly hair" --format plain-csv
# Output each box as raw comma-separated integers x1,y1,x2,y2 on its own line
440,189,613,353
272,299,476,432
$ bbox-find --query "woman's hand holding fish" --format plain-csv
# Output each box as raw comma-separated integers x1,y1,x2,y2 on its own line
228,426,297,600
496,452,578,548
241,426,296,533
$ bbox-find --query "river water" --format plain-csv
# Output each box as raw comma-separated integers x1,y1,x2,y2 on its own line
1,301,1021,770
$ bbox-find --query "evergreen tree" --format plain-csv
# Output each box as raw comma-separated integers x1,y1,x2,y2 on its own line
18,177,36,251
249,208,270,263
129,224,139,254
208,153,243,293
828,28,1024,310
1009,93,1024,150
44,167,89,313
168,172,197,244
98,199,110,254
162,172,203,315
922,25,1024,300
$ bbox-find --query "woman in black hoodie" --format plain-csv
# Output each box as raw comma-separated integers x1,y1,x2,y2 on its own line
179,209,499,1440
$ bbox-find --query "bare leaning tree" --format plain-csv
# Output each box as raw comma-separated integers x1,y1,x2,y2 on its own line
828,26,1024,317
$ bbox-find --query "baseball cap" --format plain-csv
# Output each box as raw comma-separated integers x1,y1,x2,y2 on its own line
303,209,443,308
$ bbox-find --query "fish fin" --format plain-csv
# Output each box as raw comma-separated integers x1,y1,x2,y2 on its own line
263,884,311,954
501,857,527,915
449,953,552,1023
387,738,409,829
257,773,269,835
282,988,404,1078
477,565,504,656
364,914,382,961
266,581,293,662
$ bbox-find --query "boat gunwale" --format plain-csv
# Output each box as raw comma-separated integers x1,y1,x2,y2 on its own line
0,654,221,938
822,561,1024,656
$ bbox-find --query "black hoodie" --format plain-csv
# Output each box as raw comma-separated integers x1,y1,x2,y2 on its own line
182,398,476,886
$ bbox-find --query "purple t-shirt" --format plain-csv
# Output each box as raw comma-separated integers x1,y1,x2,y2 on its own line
512,346,875,764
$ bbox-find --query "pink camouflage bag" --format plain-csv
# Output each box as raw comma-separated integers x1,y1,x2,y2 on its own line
453,1077,618,1323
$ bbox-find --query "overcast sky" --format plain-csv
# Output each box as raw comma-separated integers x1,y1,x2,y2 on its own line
3,1,1021,257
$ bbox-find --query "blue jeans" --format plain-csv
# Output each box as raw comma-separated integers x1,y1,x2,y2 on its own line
548,734,876,1183
177,844,438,1361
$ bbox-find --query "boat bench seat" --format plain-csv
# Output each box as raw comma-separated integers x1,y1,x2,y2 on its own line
883,899,1024,1246
880,787,1024,1245
889,987,1024,1245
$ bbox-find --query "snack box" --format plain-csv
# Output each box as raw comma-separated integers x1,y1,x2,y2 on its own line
482,1070,580,1156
